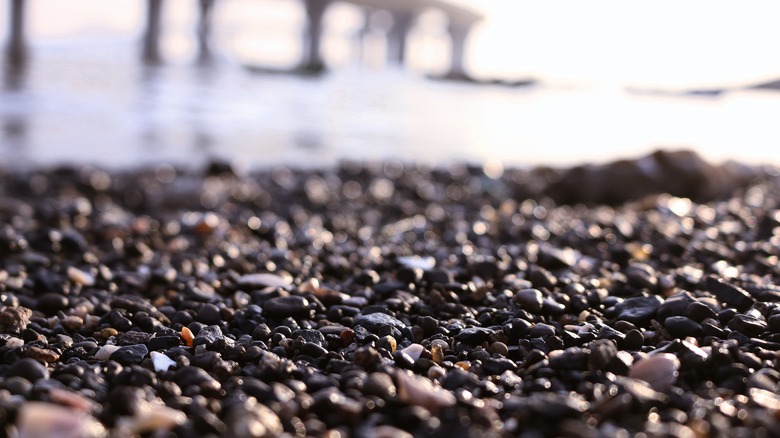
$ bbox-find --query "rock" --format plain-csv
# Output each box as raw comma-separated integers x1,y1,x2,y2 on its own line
664,316,702,338
151,351,177,372
397,256,435,271
589,339,618,370
110,344,149,365
116,404,187,435
262,296,310,319
456,327,493,345
727,314,767,337
238,273,292,289
610,295,663,325
705,277,755,312
399,343,424,361
353,313,406,332
225,397,283,438
394,370,456,410
514,289,544,313
95,345,121,361
16,402,106,438
0,305,32,333
67,266,95,286
628,353,680,392
7,358,49,381
193,325,224,348
26,346,60,363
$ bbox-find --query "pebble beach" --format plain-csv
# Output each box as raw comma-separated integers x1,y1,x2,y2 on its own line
0,150,779,437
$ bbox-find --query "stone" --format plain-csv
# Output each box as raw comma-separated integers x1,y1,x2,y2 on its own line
353,313,406,332
610,295,663,325
664,316,702,338
628,353,680,392
110,344,149,365
238,273,292,289
7,358,49,381
0,305,32,333
262,296,310,319
16,402,106,438
514,289,544,313
705,277,755,312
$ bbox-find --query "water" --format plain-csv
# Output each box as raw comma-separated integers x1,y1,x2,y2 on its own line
3,5,780,170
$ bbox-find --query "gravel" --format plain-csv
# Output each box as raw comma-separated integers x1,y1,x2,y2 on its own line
0,151,778,436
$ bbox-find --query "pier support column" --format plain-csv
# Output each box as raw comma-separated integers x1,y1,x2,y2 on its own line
386,11,414,67
300,0,331,73
6,0,27,65
142,0,164,64
196,0,215,63
445,22,472,79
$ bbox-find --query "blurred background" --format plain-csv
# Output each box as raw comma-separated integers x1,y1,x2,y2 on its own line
2,0,780,170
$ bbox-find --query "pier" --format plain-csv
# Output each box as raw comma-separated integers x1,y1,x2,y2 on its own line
4,0,483,78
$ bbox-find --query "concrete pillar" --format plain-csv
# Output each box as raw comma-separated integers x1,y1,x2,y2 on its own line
300,0,331,72
446,22,471,79
142,0,164,63
6,0,27,65
196,0,215,63
386,11,414,66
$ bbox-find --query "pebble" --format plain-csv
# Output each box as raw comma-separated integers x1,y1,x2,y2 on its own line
394,370,456,410
397,256,435,271
151,351,177,372
7,357,49,381
0,158,777,437
16,402,106,438
95,345,120,361
664,316,702,338
610,295,663,325
238,273,292,289
0,305,32,333
514,289,544,313
353,313,406,332
110,344,149,365
628,353,680,392
262,296,310,318
705,277,755,312
67,266,96,287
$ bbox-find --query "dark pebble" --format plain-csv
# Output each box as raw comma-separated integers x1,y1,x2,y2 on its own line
664,316,702,338
705,277,755,312
610,295,663,325
110,344,149,365
262,296,311,319
727,314,767,337
353,313,406,333
6,358,49,381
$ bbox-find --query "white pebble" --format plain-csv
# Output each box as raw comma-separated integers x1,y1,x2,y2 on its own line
67,266,95,287
238,273,292,289
394,370,455,410
151,351,177,373
400,343,425,361
94,345,120,361
117,405,186,435
628,352,680,392
397,256,435,271
16,402,106,438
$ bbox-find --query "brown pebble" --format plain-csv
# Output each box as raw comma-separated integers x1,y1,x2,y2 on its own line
489,341,509,356
98,328,118,340
26,346,60,363
61,316,84,331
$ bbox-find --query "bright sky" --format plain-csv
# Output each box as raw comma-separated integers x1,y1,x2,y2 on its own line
5,0,780,86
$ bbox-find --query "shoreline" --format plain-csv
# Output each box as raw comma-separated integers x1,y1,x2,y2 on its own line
0,149,778,436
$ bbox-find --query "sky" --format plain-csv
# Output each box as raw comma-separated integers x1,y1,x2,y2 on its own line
5,0,780,87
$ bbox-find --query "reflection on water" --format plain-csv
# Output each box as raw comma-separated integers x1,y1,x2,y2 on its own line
3,38,780,169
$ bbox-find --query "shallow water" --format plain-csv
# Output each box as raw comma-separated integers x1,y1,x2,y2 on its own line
3,38,780,170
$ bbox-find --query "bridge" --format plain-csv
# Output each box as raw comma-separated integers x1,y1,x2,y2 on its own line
4,0,483,79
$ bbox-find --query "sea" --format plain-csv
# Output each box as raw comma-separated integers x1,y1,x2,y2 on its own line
2,0,780,171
